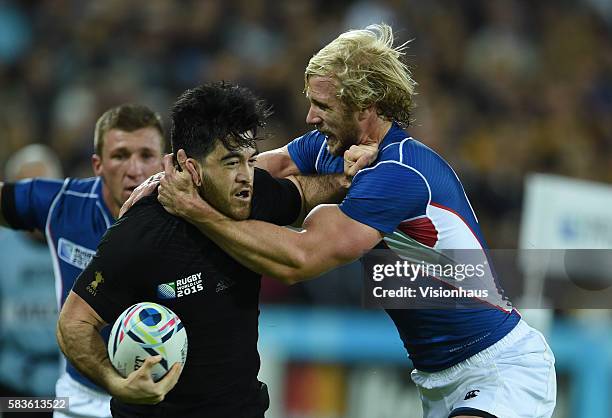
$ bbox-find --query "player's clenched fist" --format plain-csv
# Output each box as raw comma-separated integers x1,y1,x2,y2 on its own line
343,142,379,180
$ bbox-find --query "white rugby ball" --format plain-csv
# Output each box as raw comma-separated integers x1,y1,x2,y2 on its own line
107,302,187,381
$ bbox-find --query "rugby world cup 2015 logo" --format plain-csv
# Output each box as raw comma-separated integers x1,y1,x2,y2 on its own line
157,272,204,300
157,282,176,300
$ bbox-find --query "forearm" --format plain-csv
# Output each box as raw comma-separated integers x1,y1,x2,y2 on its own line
291,174,349,214
185,200,313,283
56,318,121,393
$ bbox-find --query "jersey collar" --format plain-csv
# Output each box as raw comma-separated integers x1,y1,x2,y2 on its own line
378,121,409,152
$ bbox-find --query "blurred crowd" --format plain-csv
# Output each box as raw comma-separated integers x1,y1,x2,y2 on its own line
0,0,611,248
0,3,609,410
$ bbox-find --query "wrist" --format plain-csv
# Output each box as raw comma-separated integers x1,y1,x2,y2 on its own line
101,368,126,398
340,173,352,189
183,194,223,226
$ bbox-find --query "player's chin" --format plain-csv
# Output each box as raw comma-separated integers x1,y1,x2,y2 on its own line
229,199,251,220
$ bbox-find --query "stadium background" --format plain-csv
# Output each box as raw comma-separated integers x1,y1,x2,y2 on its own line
0,0,610,417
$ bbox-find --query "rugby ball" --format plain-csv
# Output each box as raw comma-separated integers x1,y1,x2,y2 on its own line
107,302,187,381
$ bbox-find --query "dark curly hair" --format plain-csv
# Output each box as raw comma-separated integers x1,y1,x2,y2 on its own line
170,81,271,160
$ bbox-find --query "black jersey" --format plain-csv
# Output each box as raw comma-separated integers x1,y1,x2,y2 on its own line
72,168,301,416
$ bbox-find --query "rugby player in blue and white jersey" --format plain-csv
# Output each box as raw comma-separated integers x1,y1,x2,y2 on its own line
0,104,165,418
157,25,556,418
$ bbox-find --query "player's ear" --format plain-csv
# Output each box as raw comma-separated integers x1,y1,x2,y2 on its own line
184,159,202,187
92,154,102,176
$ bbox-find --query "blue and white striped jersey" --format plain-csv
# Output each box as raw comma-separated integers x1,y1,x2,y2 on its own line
2,177,113,390
288,123,520,371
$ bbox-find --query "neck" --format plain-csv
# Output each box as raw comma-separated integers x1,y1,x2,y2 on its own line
362,118,393,146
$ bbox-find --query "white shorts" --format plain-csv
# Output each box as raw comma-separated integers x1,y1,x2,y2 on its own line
54,373,112,418
411,320,556,418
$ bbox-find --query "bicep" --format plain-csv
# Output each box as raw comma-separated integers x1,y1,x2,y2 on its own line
300,205,383,274
256,146,300,177
60,291,107,331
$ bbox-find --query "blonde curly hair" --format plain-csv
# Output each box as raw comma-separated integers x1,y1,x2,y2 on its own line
305,24,416,127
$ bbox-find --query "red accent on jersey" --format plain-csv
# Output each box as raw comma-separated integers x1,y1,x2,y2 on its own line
397,217,439,247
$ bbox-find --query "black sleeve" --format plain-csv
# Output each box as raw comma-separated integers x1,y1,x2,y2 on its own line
1,183,28,230
72,218,143,324
250,168,301,225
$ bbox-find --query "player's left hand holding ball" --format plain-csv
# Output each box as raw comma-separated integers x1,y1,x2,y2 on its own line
110,355,183,405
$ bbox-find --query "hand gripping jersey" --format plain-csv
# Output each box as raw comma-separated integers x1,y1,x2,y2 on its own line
1,177,114,390
288,123,521,371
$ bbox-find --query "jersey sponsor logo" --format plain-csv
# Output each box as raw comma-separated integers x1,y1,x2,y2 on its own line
464,389,480,400
57,238,96,270
157,273,204,300
215,278,235,293
86,272,104,296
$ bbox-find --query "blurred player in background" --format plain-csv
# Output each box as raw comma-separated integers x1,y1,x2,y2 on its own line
58,81,348,418
158,24,556,418
0,104,165,418
0,145,63,418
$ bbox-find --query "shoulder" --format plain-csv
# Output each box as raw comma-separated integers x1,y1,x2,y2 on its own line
118,193,172,228
41,177,102,200
253,166,289,185
293,129,326,144
378,137,441,164
347,158,431,208
354,158,428,186
374,138,451,180
288,130,327,156
400,139,447,164
114,193,193,247
64,177,100,192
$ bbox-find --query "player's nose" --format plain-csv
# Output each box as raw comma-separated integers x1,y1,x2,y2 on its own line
306,105,322,126
125,155,145,179
235,164,253,184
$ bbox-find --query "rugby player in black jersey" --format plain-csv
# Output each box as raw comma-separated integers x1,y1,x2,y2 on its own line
56,82,350,418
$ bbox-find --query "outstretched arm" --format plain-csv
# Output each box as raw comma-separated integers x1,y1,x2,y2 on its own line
159,153,382,283
57,291,182,404
174,202,382,283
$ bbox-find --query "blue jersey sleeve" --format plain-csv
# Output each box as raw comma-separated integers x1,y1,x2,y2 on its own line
287,130,327,174
339,162,430,233
8,179,65,231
